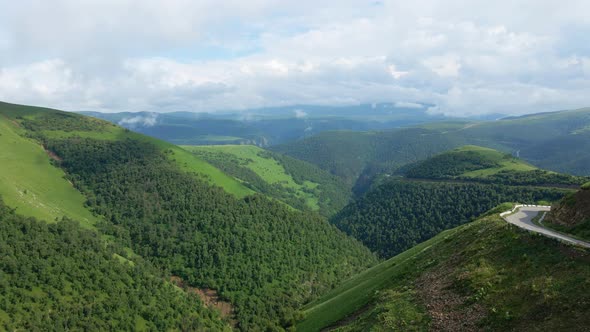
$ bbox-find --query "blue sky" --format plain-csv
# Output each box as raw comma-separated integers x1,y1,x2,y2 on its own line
0,0,589,116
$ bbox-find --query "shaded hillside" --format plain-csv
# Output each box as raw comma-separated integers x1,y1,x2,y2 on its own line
298,210,590,331
1,101,377,330
331,179,568,258
545,184,590,241
183,145,350,216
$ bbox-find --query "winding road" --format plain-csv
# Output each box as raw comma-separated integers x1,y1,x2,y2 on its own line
501,205,590,249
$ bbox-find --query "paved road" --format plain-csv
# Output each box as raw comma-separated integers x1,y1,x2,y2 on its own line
502,206,590,249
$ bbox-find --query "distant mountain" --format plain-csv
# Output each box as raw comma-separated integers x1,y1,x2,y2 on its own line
79,102,456,146
273,107,590,192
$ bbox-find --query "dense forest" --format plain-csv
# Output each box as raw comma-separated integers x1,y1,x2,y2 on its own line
331,179,568,258
0,197,228,331
42,136,376,330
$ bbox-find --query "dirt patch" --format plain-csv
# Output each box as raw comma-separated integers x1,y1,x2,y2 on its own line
45,149,63,162
415,256,487,332
170,276,237,327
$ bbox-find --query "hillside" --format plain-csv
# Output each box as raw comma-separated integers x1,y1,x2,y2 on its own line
404,145,587,186
0,197,230,330
0,101,377,330
183,145,350,216
331,178,569,258
298,209,590,331
544,184,590,241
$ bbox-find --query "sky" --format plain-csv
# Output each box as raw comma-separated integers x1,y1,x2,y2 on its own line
0,0,589,116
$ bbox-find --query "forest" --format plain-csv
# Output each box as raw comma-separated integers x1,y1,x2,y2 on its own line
42,136,376,330
331,179,568,258
0,197,228,331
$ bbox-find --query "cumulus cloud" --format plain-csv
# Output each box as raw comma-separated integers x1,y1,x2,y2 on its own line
0,0,589,116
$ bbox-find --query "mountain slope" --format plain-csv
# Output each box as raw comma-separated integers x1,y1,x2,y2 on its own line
182,145,350,216
0,108,100,228
1,101,377,330
298,208,590,331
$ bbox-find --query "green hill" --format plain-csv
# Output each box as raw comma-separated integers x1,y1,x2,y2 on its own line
0,101,377,330
404,145,587,186
298,209,590,331
182,145,350,216
0,101,253,198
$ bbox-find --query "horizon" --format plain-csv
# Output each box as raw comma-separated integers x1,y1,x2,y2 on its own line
1,1,589,116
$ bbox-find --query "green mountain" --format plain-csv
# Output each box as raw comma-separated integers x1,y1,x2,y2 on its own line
0,101,377,330
298,207,590,331
330,146,582,258
182,145,350,216
272,107,590,190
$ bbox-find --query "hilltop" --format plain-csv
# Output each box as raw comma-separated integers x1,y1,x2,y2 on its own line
404,145,587,186
299,208,590,331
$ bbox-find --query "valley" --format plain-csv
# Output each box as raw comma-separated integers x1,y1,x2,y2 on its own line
1,101,589,331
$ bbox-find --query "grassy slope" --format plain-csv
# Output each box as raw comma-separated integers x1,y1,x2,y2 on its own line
0,115,100,228
0,101,253,198
298,206,590,331
446,145,536,178
183,145,319,209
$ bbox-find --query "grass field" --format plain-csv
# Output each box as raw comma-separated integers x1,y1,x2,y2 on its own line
0,116,100,228
183,145,320,209
298,204,590,331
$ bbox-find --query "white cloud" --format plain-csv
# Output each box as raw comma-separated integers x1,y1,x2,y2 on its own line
394,102,423,109
118,113,159,127
0,0,589,115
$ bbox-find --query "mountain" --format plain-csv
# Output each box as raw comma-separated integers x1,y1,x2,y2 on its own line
273,107,590,191
330,146,584,258
182,145,350,216
0,101,377,330
298,206,590,331
79,102,453,146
